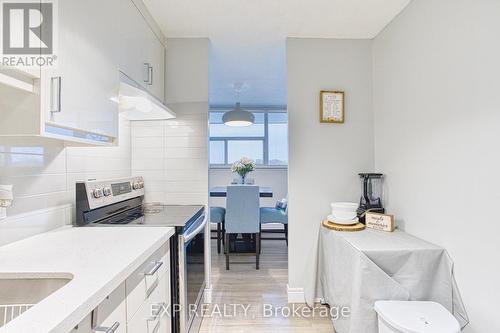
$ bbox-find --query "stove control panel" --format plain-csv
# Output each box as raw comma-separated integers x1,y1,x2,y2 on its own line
78,176,145,210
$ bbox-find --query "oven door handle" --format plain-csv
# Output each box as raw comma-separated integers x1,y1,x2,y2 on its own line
183,213,207,243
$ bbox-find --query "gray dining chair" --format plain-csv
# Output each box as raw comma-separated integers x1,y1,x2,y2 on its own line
210,206,226,254
260,207,288,245
225,185,261,270
260,197,288,248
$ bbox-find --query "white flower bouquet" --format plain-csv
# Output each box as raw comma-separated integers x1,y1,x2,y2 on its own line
231,157,255,183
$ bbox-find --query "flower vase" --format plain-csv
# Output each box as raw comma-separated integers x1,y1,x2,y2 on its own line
240,174,246,184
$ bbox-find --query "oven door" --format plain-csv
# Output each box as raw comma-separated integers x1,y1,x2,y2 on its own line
179,213,207,333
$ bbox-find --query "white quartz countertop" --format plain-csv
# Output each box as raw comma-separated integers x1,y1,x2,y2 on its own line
0,226,175,333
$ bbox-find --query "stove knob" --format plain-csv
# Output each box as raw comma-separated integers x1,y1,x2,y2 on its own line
103,187,112,196
138,181,144,189
132,182,140,190
92,188,103,198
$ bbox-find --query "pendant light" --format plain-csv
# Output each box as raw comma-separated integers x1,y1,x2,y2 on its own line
222,84,255,127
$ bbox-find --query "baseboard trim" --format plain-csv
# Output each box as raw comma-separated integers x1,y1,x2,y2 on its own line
286,285,324,304
204,285,213,304
287,285,305,304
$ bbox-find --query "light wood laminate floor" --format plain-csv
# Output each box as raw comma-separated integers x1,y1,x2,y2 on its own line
199,239,334,332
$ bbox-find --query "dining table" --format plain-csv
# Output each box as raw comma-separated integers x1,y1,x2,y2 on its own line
209,186,273,198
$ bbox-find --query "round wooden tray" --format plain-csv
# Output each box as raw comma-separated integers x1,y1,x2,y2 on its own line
322,219,365,232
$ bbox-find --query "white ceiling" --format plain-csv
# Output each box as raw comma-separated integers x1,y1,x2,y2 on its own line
143,0,411,106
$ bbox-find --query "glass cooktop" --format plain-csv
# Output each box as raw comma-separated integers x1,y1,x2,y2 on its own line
97,204,204,227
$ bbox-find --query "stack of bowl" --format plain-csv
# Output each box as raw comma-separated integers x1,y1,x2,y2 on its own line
328,202,359,225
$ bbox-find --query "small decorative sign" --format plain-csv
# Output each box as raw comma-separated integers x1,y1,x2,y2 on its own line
365,213,395,232
320,90,344,123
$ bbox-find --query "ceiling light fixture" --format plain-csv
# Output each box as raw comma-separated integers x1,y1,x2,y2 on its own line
222,83,254,127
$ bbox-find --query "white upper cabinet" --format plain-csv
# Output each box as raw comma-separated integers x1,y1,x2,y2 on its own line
118,0,165,102
42,0,120,140
0,0,166,146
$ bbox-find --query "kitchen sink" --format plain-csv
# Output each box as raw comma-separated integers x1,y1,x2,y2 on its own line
0,274,73,327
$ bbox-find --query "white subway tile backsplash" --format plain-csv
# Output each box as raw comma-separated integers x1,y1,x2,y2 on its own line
131,103,208,206
132,147,165,159
164,147,208,159
164,158,207,170
0,205,71,247
143,191,166,203
142,181,168,192
0,148,66,176
132,136,164,148
0,174,67,197
67,155,131,173
0,137,65,154
164,181,207,193
7,191,71,216
163,125,207,137
131,124,165,137
131,120,165,127
132,158,164,171
164,117,207,127
0,116,132,245
165,136,207,148
164,193,207,205
131,170,165,181
164,169,208,181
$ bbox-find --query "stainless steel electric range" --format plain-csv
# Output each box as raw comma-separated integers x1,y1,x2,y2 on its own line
75,176,207,333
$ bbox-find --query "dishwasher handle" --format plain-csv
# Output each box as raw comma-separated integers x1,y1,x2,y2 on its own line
183,213,207,243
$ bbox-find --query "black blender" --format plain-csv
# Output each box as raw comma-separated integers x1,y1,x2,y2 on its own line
357,173,385,223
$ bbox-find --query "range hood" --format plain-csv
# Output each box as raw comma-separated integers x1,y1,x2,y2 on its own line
118,71,176,120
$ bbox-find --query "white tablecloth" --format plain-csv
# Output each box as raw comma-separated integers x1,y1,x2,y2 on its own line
305,227,469,333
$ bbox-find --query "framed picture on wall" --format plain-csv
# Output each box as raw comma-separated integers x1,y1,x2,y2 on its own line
320,90,344,123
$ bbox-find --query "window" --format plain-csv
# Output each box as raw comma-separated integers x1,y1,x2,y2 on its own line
209,110,288,166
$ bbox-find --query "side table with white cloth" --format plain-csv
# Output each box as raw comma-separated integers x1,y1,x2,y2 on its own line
305,227,469,333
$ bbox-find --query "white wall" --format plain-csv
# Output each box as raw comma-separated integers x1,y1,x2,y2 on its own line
131,104,208,205
131,38,210,205
0,117,131,246
209,168,288,208
373,1,500,332
287,38,374,291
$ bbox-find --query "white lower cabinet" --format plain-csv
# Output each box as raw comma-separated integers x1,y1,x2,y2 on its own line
70,240,170,333
95,281,127,333
127,273,170,333
70,282,127,333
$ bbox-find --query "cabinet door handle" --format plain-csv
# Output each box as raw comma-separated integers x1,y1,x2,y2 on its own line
143,63,151,84
148,65,153,85
91,308,120,333
92,321,120,333
144,261,163,276
50,76,61,113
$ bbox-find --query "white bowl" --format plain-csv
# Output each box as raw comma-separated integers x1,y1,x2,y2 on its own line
327,215,359,225
331,210,358,220
331,202,359,212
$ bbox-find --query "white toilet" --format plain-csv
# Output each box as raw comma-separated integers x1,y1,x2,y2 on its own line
374,301,461,333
